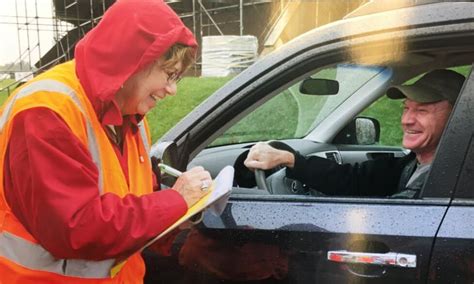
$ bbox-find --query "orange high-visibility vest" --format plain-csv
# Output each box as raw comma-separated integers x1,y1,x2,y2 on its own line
0,61,153,283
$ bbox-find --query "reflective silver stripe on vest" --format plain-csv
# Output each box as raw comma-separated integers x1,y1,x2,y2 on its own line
0,79,104,194
0,79,81,132
0,80,117,278
137,121,150,157
0,231,115,278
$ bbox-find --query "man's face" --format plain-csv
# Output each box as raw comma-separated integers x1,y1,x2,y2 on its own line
401,99,452,156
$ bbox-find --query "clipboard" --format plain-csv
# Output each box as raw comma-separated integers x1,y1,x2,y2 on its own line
141,165,234,250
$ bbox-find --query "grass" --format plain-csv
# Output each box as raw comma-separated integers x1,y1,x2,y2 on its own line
0,79,18,105
146,76,233,141
360,97,403,146
211,90,300,146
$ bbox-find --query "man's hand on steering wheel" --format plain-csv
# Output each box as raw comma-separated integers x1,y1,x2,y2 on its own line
244,141,296,191
244,142,294,169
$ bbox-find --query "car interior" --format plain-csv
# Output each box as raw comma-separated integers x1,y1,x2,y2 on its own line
178,41,474,199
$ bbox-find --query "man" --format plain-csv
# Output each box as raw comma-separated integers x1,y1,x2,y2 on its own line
244,69,465,198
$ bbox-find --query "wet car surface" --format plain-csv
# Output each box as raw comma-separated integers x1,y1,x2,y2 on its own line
146,2,474,283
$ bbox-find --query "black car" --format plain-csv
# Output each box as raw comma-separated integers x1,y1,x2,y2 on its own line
146,1,474,283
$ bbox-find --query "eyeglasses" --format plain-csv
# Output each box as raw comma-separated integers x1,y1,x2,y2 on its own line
164,69,182,84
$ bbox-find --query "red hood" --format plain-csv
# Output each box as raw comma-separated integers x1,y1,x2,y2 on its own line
75,0,197,124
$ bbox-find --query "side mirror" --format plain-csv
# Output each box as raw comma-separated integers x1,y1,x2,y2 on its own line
151,141,178,165
150,141,179,187
334,117,380,145
299,78,339,95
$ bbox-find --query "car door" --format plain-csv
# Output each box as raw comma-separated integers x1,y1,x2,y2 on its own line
427,66,474,283
160,68,470,283
150,69,467,282
146,4,474,284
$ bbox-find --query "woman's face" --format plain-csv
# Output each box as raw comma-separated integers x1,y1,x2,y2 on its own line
116,58,183,116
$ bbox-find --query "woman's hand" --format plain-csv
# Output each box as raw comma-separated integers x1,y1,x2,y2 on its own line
173,166,212,208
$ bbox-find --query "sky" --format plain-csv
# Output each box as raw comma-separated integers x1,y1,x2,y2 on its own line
0,0,57,67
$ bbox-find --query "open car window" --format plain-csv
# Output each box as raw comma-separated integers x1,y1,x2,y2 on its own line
209,64,385,147
204,64,470,202
357,65,472,147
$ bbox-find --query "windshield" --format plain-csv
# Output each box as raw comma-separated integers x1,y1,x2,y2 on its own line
210,64,384,147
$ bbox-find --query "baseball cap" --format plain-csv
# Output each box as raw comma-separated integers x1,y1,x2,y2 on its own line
387,69,465,104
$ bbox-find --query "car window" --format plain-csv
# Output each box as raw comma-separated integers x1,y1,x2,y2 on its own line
355,65,472,147
210,64,384,147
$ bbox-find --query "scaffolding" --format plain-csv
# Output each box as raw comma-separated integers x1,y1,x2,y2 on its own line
0,0,367,95
0,1,98,72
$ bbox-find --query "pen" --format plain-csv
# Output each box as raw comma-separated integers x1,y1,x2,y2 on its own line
158,163,183,177
158,163,210,191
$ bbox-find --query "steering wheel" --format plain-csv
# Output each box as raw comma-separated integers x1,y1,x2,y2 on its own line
254,141,296,191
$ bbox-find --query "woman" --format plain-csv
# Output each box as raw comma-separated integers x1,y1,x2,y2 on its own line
0,0,210,283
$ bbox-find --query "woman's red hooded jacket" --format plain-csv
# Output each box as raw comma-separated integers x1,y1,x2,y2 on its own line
3,0,197,260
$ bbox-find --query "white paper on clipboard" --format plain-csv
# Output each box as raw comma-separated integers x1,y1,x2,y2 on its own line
141,165,234,250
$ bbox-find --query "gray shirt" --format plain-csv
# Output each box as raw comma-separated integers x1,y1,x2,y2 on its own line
391,161,431,198
406,163,431,189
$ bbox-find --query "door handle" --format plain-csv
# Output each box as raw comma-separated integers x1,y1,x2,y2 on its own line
327,250,416,268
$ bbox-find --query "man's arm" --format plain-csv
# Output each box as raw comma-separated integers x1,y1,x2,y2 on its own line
287,152,409,196
245,142,410,196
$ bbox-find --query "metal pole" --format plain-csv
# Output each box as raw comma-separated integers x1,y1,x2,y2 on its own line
199,1,203,37
192,0,196,36
34,0,42,68
24,0,32,70
90,0,94,28
192,0,197,75
15,0,22,70
197,0,224,35
64,0,70,60
239,0,243,36
77,0,82,37
53,0,60,65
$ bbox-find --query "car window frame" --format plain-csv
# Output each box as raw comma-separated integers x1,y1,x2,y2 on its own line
230,64,473,204
422,64,474,200
224,58,472,204
453,136,474,201
225,60,471,203
453,65,474,201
